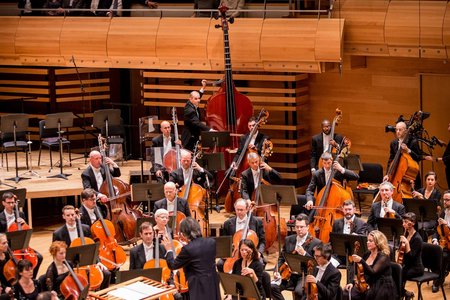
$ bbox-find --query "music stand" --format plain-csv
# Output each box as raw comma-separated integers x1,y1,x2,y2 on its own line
284,253,316,275
45,112,75,180
138,116,157,183
66,243,99,267
344,154,363,172
214,236,233,258
403,198,437,233
377,218,403,248
117,268,162,283
6,229,33,251
200,131,230,149
219,272,261,300
198,153,226,172
2,114,30,183
260,184,297,256
92,109,121,155
131,183,164,214
330,233,367,281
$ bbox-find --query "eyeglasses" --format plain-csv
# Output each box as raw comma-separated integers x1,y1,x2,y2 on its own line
3,202,15,205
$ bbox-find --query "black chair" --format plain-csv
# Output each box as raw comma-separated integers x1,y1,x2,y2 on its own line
1,130,28,171
391,262,402,300
37,120,71,168
407,243,446,300
100,118,128,163
352,163,383,212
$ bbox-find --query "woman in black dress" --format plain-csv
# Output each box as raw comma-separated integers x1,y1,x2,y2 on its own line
0,233,13,299
344,230,397,300
162,217,220,300
13,259,41,300
43,241,70,297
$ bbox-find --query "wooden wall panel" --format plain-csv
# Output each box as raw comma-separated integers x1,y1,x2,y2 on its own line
0,17,19,56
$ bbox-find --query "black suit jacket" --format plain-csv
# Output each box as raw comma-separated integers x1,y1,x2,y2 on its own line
153,197,192,218
332,217,368,235
169,167,213,189
81,165,121,193
181,100,210,151
129,243,167,270
52,223,92,246
0,210,26,233
152,134,176,147
166,237,220,300
240,167,282,200
223,216,266,253
78,205,102,227
278,233,322,267
387,137,422,169
232,132,269,163
305,168,359,202
310,133,343,170
312,263,342,300
367,201,405,231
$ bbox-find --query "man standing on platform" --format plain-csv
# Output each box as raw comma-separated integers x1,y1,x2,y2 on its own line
181,80,216,151
153,181,191,218
310,119,343,173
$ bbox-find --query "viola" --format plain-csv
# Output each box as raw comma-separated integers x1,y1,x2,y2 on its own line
69,209,104,290
7,198,38,269
60,259,89,300
278,235,314,282
305,259,318,300
223,202,259,273
91,205,126,271
351,241,368,293
162,107,182,174
383,202,396,219
437,222,450,251
98,134,142,244
397,229,407,265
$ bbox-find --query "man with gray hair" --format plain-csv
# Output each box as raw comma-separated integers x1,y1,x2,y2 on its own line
153,181,191,218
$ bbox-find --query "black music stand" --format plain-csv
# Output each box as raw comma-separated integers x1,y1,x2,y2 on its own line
0,188,26,211
139,116,157,183
330,233,367,281
284,253,316,275
214,236,233,258
198,153,226,173
219,272,261,300
45,112,75,180
344,154,363,172
403,198,437,235
92,109,121,156
117,268,162,283
200,131,231,149
131,183,164,214
66,243,99,267
6,229,33,251
2,114,30,183
260,184,297,255
377,218,403,248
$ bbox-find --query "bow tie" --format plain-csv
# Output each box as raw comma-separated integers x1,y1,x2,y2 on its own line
67,226,77,231
237,218,247,225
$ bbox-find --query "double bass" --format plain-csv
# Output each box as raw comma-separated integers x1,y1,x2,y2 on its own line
162,107,182,175
97,134,142,244
317,109,343,169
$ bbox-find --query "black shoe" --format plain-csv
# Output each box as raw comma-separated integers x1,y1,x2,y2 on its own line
432,284,439,293
404,290,415,300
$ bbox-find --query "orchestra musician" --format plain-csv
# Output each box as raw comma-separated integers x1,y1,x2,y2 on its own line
305,152,359,209
232,117,269,163
169,149,213,190
162,217,220,300
305,243,342,300
152,120,182,183
43,241,70,297
0,233,13,297
81,150,121,206
129,222,166,270
367,181,405,231
52,205,111,290
153,209,171,240
13,259,41,300
310,119,343,173
181,81,216,152
271,214,322,300
344,230,397,300
332,200,368,235
217,198,266,272
432,190,450,293
0,192,43,278
153,181,191,218
240,152,282,200
78,188,103,227
225,239,266,300
384,121,423,188
399,212,424,300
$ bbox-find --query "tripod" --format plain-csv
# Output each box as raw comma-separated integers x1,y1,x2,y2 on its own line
19,132,40,178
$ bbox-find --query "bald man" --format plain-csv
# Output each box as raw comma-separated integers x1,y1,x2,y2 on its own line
169,149,213,189
310,119,343,173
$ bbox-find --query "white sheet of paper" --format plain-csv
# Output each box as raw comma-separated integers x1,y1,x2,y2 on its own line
107,281,165,300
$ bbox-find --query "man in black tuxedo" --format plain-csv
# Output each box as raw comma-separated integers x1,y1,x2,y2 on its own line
181,81,217,151
153,182,191,218
129,222,166,270
367,181,405,231
52,204,111,289
0,192,43,278
240,152,282,200
310,119,343,173
305,152,359,209
169,149,213,189
305,243,342,300
232,116,270,164
432,190,450,292
332,200,368,235
271,214,322,300
217,198,266,272
78,188,103,227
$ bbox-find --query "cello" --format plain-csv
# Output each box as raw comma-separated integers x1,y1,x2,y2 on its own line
144,229,172,292
309,138,350,243
69,209,104,290
3,246,19,285
60,259,89,300
97,134,142,244
90,204,126,271
162,107,182,175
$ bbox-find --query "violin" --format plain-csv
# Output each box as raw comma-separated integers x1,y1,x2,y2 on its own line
90,205,126,270
436,206,450,250
69,209,104,290
278,235,314,282
223,202,259,274
305,260,318,300
7,198,38,269
60,259,89,300
351,241,368,293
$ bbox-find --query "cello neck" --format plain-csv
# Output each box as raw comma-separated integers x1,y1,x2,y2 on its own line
75,210,85,245
63,259,86,292
98,134,115,197
94,205,112,238
154,229,160,267
13,200,22,231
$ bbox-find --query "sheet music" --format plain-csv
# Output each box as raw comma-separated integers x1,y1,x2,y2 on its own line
107,281,165,299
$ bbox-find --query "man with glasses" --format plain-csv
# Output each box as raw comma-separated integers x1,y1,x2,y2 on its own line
432,190,450,292
271,214,322,300
78,188,103,227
